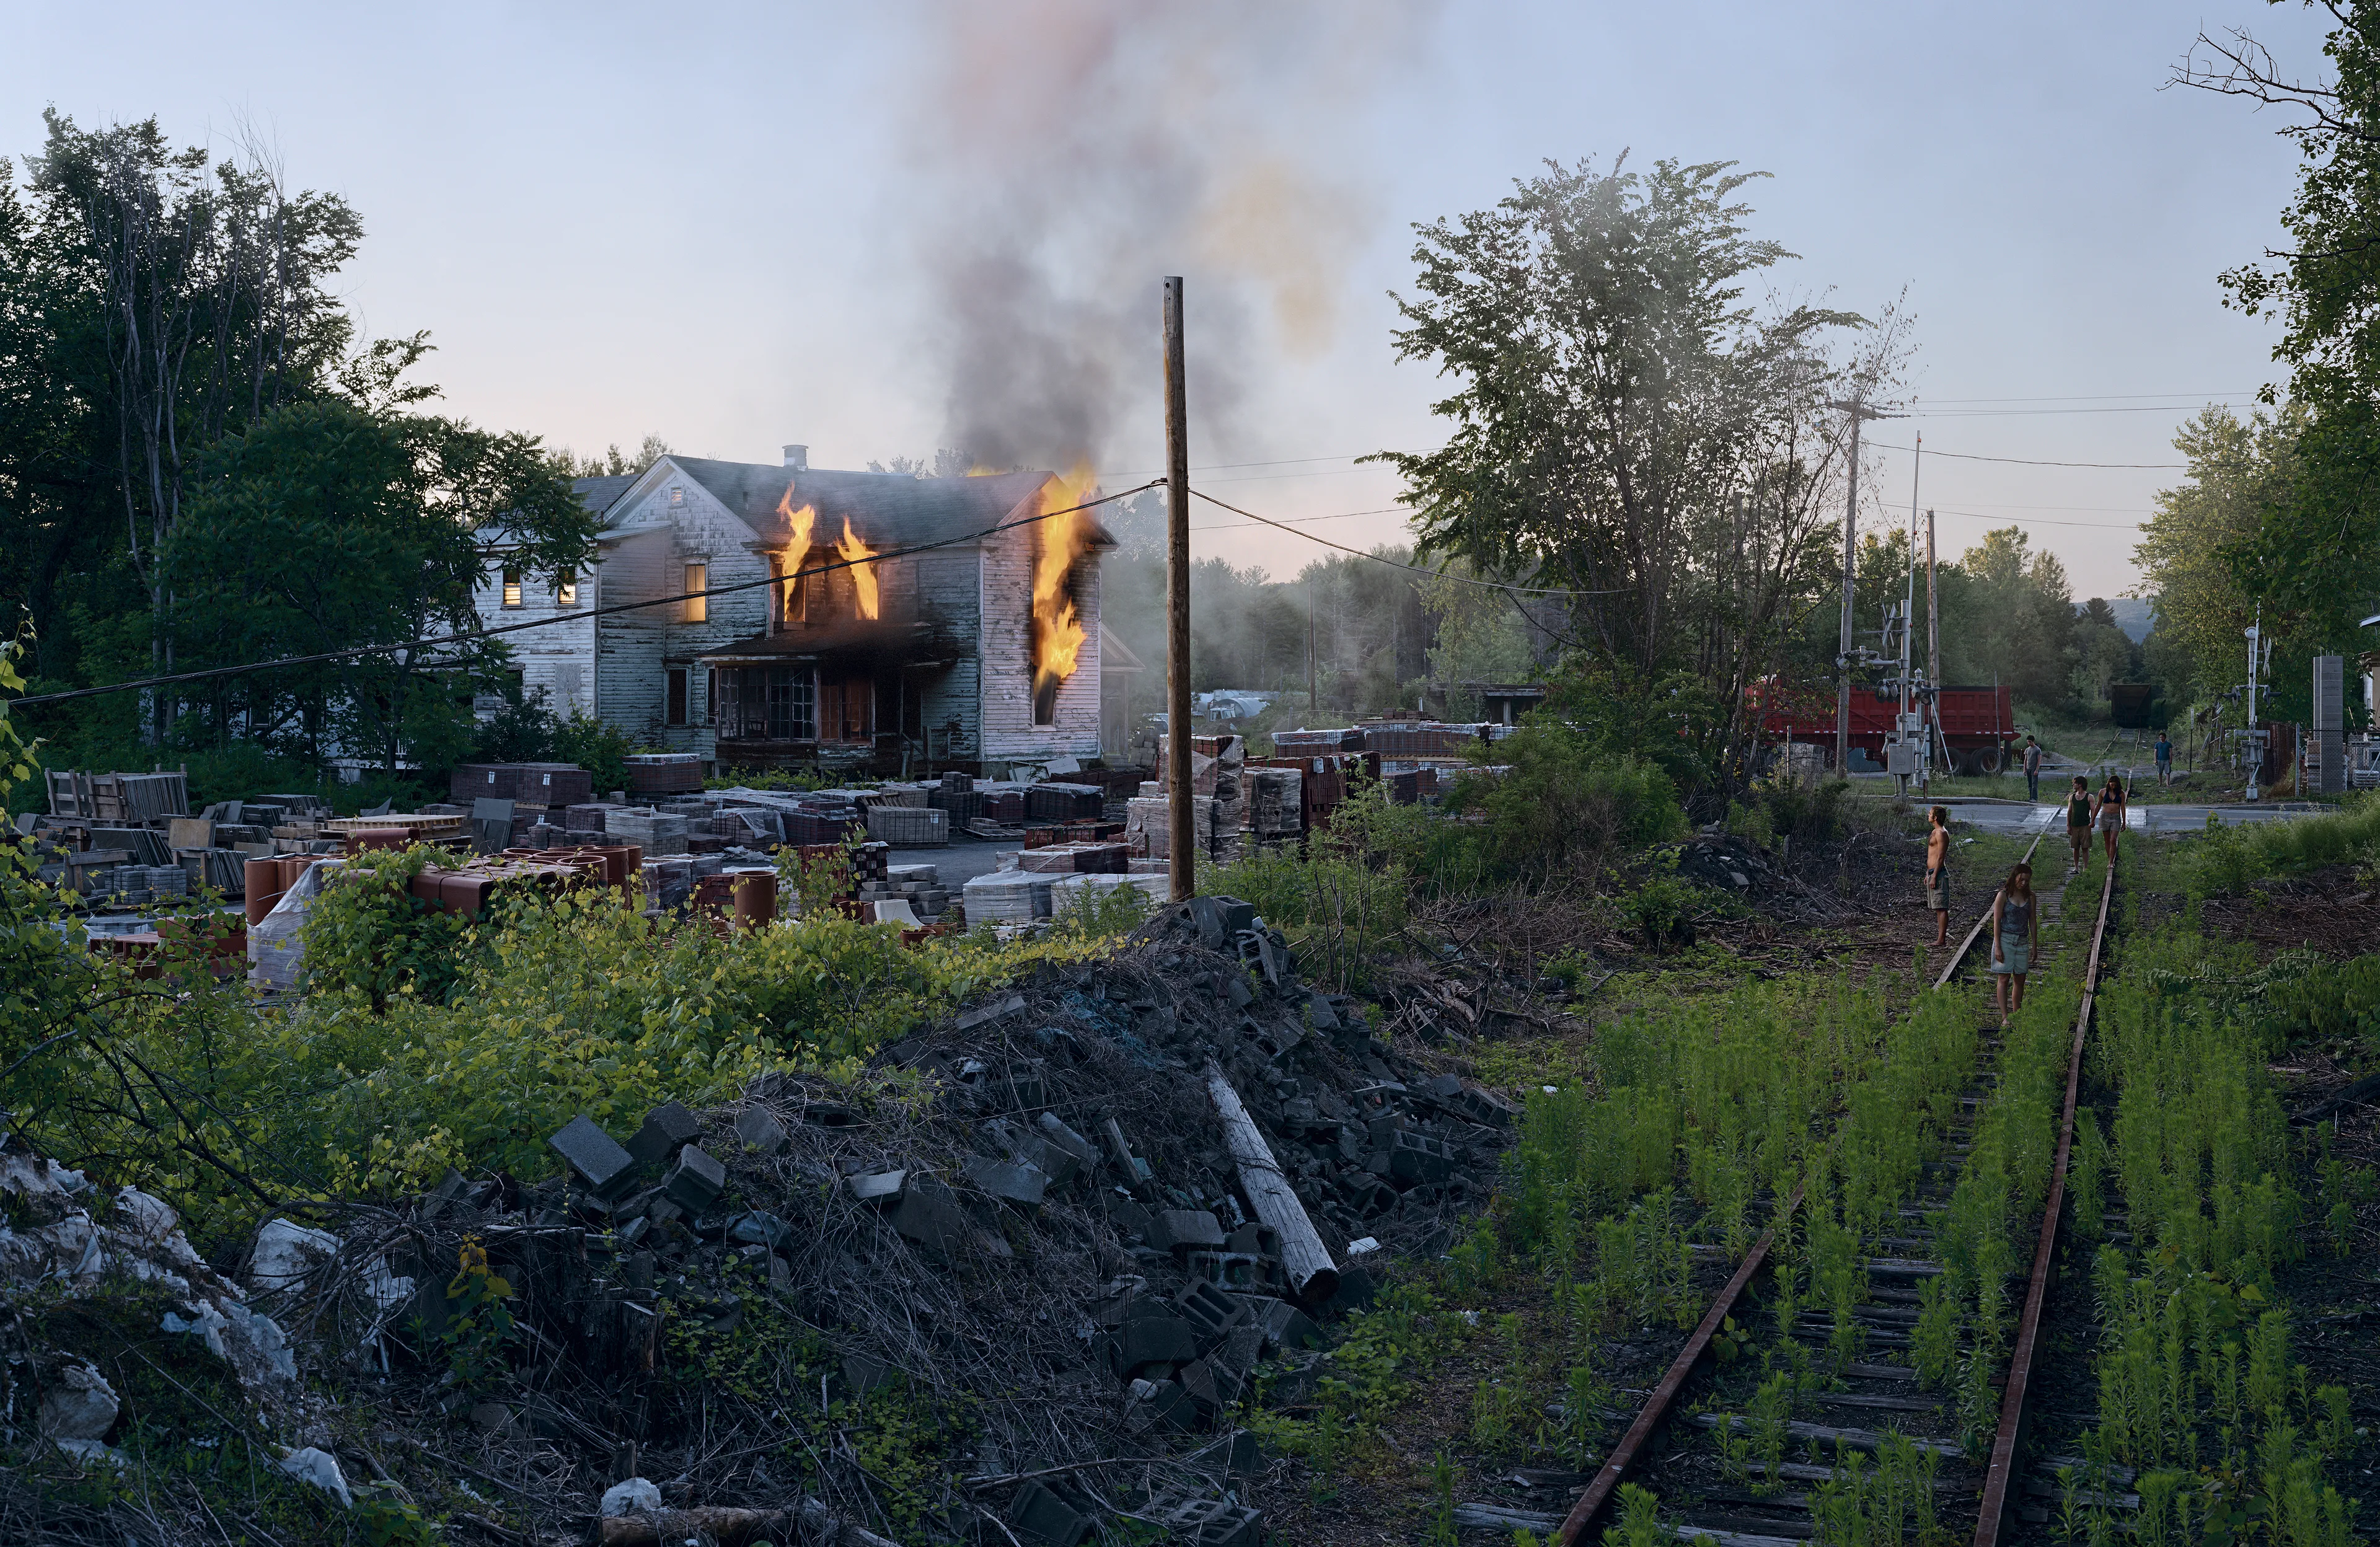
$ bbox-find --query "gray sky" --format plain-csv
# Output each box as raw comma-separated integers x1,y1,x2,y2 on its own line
9,1,2331,600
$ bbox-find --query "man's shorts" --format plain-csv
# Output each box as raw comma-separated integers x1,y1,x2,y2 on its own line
1926,871,1950,911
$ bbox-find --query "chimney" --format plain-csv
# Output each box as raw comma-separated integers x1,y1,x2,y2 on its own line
782,444,808,471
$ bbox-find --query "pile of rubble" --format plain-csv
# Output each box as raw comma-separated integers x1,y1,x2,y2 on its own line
2,894,1517,1543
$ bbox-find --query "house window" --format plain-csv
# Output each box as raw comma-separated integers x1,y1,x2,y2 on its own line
669,485,684,507
684,562,708,623
501,566,523,609
556,571,578,606
666,668,689,727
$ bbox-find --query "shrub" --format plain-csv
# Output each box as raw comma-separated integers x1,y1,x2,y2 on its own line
1445,722,1688,884
298,845,475,1013
553,710,636,794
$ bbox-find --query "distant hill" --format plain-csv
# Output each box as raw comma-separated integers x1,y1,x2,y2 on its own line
2101,597,2154,642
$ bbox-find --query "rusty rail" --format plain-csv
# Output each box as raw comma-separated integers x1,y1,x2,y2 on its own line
1973,853,2117,1547
1552,834,2042,1547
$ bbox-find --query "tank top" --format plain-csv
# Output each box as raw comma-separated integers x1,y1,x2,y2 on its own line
2000,893,2032,937
2069,792,2091,826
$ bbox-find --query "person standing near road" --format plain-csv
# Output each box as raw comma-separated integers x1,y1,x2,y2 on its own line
2066,774,2094,871
1989,860,2040,1026
1925,805,1953,947
2154,731,2173,785
2024,736,2043,802
2096,772,2128,865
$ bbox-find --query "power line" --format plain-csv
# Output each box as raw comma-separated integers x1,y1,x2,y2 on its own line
7,480,1163,711
1863,442,2184,469
1188,505,1408,532
1187,488,1622,597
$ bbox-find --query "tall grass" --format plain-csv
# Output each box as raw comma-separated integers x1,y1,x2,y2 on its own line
2175,792,2380,896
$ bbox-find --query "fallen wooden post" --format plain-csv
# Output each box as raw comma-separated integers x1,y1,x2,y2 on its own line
1205,1060,1338,1305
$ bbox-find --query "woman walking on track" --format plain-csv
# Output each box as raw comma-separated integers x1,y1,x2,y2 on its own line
1924,806,1952,947
2066,775,2093,871
2096,773,2127,865
1989,861,2040,1026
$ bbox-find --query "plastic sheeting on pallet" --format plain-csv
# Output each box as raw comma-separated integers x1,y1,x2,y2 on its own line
864,805,948,847
247,858,338,991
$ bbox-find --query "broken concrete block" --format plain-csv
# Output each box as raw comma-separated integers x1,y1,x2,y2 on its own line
1035,1113,1101,1170
661,1145,726,1212
847,1169,907,1205
1254,1298,1323,1352
1227,1222,1282,1261
963,1154,1049,1207
1184,1250,1270,1290
726,1211,793,1251
1148,1209,1227,1255
1185,895,1256,949
599,1477,663,1517
1324,1263,1378,1315
247,1217,339,1296
1383,1130,1458,1186
1145,1492,1261,1547
1225,974,1254,1008
1123,1377,1197,1434
954,994,1026,1032
1008,1479,1093,1547
1445,1084,1518,1129
1304,992,1341,1031
732,1105,789,1155
891,1186,968,1257
550,1114,638,1199
624,1100,703,1169
1103,1302,1198,1378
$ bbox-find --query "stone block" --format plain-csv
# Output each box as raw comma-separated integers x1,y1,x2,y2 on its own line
1384,1129,1458,1186
726,1211,793,1251
549,1114,638,1199
963,1154,1049,1207
661,1145,726,1212
1148,1209,1226,1254
847,1169,907,1205
891,1186,967,1257
1009,1480,1093,1547
1254,1298,1323,1352
732,1105,788,1155
1104,1302,1197,1378
1146,1493,1262,1547
625,1101,703,1169
1034,1113,1101,1170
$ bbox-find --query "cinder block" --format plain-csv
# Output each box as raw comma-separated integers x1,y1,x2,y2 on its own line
732,1105,788,1155
661,1145,726,1212
625,1101,703,1168
1034,1113,1101,1170
1104,1302,1197,1378
1384,1130,1457,1185
1148,1209,1227,1254
847,1169,906,1205
1254,1298,1323,1352
549,1115,637,1199
963,1155,1049,1207
1008,1480,1093,1547
1145,1491,1262,1547
1171,1279,1247,1347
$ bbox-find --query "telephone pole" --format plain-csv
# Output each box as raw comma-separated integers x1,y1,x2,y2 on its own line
1827,398,1895,774
1163,278,1195,901
1926,506,1940,775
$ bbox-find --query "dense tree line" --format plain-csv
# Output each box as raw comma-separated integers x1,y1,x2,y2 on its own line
0,113,591,787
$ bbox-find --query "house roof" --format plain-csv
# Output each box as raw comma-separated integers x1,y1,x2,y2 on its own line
658,459,1115,553
571,474,638,513
1098,622,1145,673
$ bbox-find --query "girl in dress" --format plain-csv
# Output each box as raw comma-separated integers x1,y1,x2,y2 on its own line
1989,862,2039,1027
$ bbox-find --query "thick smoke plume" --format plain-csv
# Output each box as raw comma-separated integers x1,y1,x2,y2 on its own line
908,0,1437,472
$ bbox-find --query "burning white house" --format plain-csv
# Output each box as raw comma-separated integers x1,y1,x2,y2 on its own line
475,446,1112,772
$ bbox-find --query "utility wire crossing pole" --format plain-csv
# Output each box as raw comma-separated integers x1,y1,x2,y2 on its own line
1827,398,1895,776
1163,277,1196,901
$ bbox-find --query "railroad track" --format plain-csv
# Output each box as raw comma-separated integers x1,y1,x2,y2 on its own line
1540,835,2117,1547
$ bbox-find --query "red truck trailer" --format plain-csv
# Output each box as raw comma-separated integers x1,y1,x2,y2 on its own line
1750,680,2016,775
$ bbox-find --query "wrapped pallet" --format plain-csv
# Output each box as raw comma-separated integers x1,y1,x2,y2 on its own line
248,858,340,991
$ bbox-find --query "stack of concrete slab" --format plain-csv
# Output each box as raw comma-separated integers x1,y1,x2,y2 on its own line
604,808,689,856
962,869,1051,923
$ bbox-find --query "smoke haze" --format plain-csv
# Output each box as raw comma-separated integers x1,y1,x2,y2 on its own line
907,0,1438,471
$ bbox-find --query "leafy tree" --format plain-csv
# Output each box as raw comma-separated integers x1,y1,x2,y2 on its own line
1375,152,1903,791
161,397,597,777
2133,405,2296,701
1953,528,2076,707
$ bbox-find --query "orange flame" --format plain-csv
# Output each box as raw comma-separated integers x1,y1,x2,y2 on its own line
1031,462,1096,702
776,487,816,617
836,516,880,619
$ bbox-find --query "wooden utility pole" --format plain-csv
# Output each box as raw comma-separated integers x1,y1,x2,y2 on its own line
1307,580,1319,726
1163,278,1195,901
1827,398,1892,773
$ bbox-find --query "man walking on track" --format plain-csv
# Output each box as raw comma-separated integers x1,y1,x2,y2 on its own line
2023,736,2043,802
2154,731,2172,785
1925,806,1952,947
2066,774,2094,871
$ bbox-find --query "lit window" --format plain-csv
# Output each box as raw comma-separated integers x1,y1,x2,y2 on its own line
684,562,708,623
556,571,578,606
501,566,523,609
669,485,684,506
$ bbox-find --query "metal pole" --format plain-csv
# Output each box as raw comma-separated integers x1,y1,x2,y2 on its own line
2245,606,2262,803
1926,506,1941,776
1903,433,1921,793
1163,277,1196,899
1836,410,1863,775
